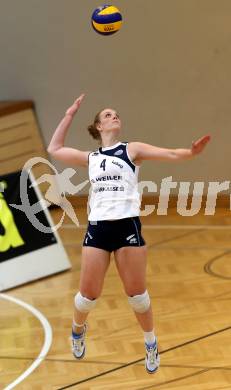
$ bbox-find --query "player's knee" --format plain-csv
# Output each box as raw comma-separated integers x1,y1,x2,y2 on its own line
128,290,150,313
74,291,97,313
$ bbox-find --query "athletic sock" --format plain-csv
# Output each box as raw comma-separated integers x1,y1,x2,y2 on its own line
72,319,85,335
144,330,156,345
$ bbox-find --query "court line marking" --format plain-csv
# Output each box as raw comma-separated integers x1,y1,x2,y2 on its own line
0,293,52,390
204,250,231,280
56,325,231,390
61,224,231,230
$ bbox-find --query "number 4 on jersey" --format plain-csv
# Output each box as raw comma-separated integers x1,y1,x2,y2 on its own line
100,159,106,171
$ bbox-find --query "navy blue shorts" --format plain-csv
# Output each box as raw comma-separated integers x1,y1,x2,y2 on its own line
83,216,146,252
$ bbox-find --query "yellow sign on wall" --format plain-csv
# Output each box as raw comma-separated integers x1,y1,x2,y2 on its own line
0,191,25,252
0,171,57,263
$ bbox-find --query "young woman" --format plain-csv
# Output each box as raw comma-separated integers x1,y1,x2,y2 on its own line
47,94,210,374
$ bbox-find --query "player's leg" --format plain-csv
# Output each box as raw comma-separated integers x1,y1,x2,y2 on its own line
114,245,154,330
114,245,160,373
73,246,110,331
72,246,110,359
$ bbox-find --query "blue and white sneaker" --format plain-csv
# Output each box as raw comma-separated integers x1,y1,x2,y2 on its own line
71,324,87,359
145,340,160,374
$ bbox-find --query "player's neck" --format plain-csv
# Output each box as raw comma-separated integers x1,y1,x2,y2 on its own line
101,138,120,148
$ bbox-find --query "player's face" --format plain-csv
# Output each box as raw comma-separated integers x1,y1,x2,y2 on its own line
98,109,121,132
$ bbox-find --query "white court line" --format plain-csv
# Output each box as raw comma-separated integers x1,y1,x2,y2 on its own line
61,224,231,230
0,293,52,390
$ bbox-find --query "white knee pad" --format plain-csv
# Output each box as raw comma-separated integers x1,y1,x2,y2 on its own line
128,290,150,313
74,292,97,313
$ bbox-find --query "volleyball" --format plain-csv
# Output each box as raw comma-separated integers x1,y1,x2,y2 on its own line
91,5,122,35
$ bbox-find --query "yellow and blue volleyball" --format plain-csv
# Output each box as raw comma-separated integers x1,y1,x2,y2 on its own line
91,5,122,35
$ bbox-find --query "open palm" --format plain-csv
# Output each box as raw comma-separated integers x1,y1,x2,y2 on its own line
191,135,211,155
66,94,85,116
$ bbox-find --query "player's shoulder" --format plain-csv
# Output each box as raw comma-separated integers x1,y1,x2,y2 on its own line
89,149,100,157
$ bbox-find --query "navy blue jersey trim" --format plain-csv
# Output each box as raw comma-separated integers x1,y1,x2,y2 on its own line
99,142,135,172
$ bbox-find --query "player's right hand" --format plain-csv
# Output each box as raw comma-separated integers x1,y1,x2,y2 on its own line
65,93,85,116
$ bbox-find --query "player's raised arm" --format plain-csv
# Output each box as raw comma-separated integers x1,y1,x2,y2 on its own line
47,94,91,167
128,135,211,163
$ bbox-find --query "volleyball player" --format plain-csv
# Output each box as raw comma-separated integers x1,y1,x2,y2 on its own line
47,94,210,373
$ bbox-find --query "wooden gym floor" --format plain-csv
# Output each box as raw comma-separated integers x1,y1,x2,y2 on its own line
1,206,231,389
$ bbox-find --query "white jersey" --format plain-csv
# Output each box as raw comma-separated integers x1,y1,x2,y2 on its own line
87,141,141,221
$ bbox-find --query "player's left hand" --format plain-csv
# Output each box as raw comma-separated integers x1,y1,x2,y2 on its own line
191,135,211,155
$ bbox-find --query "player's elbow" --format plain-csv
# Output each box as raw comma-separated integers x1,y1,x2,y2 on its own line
47,147,55,156
47,145,59,155
47,146,52,154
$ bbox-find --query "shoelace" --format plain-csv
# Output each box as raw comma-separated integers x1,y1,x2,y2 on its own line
72,335,84,352
147,344,157,364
